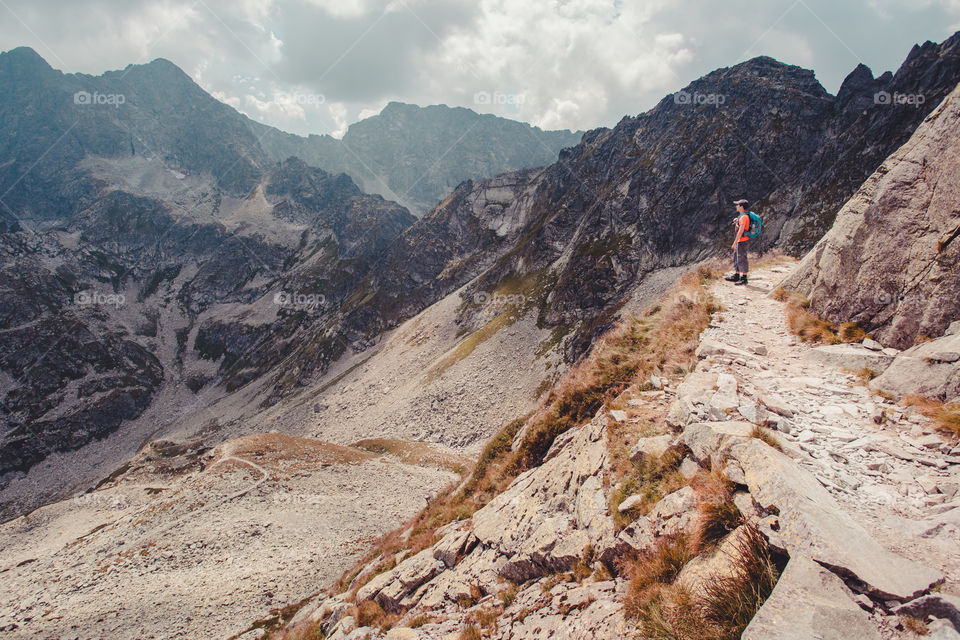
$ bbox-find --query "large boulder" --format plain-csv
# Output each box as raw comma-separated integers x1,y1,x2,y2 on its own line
783,83,960,350
731,439,943,600
802,343,895,372
742,555,881,640
870,331,960,401
682,421,754,465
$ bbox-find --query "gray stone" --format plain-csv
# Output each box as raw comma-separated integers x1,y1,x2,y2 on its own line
742,556,881,640
433,528,477,568
802,343,894,373
609,409,628,423
780,84,960,351
731,439,943,600
929,620,960,640
863,338,883,351
750,344,768,356
738,403,770,424
732,491,759,519
682,421,754,464
695,339,752,359
628,434,673,464
472,415,610,579
947,321,960,336
649,486,696,536
666,372,718,427
618,516,656,553
759,392,796,418
678,457,700,479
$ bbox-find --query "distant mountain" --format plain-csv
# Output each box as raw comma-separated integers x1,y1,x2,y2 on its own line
248,101,584,215
0,48,414,517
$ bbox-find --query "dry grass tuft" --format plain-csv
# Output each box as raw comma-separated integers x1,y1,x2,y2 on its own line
690,472,741,551
697,525,780,636
901,614,930,635
355,599,400,631
749,425,783,452
625,524,780,640
778,291,868,345
459,624,482,640
854,368,878,385
903,395,960,441
610,447,688,529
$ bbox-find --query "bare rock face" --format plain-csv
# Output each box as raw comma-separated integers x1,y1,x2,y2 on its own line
870,331,960,401
731,438,943,600
784,82,960,349
742,555,881,640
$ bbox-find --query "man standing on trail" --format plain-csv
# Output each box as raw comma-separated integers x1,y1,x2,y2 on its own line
726,199,752,286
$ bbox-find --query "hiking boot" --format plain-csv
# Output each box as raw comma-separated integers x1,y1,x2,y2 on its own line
725,273,741,282
734,276,748,286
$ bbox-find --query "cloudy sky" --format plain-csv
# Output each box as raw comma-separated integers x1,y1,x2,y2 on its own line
2,0,959,137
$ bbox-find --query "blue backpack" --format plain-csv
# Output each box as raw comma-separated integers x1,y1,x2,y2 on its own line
746,211,762,239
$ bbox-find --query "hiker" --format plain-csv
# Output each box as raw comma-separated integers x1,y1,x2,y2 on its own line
726,199,760,285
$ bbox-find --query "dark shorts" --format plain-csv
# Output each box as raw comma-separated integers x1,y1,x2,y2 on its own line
733,244,748,273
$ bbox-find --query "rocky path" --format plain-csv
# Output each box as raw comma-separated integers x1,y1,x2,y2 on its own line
701,261,960,624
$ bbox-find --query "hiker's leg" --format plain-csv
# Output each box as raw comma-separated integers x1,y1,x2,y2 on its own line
726,249,741,281
735,245,748,274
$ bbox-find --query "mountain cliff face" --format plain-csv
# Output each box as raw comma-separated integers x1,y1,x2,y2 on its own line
250,102,584,216
278,34,960,393
785,82,960,349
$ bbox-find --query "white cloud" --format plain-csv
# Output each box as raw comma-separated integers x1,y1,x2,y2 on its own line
1,0,959,136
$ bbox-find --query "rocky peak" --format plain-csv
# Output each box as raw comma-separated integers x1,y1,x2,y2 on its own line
0,46,56,76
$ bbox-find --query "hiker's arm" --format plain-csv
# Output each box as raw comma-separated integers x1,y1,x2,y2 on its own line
732,218,744,249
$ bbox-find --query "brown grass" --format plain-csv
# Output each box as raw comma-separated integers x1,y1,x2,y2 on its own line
901,614,929,635
623,534,696,620
903,395,960,441
778,291,868,345
625,524,780,640
459,624,482,640
350,438,473,474
356,599,400,630
749,426,783,452
697,525,780,636
690,472,741,551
